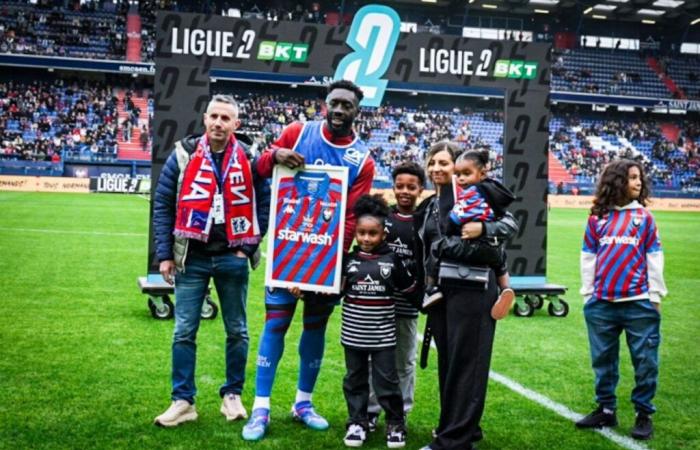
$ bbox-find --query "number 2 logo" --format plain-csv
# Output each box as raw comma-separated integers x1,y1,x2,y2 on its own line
334,5,400,107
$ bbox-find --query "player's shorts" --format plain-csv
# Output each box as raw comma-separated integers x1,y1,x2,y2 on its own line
265,287,341,306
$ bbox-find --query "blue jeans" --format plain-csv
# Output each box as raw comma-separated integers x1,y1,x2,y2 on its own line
172,252,249,403
583,299,661,414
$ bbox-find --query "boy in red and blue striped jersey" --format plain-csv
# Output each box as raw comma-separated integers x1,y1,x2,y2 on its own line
576,159,667,441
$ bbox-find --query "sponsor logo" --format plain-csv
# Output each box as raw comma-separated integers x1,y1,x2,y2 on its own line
257,41,309,62
277,228,332,246
256,355,271,368
284,204,295,214
493,59,538,79
342,147,364,166
303,214,314,230
599,236,640,246
118,64,155,74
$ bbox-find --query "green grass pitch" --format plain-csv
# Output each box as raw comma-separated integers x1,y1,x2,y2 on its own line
0,192,698,449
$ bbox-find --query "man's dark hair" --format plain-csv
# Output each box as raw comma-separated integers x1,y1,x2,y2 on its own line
392,162,426,186
328,79,364,103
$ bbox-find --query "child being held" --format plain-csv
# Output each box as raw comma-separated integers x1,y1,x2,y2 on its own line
423,148,516,320
340,194,419,449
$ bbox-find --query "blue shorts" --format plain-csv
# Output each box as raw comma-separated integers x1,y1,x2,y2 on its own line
265,287,341,306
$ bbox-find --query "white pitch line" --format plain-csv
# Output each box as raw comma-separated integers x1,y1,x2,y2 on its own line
417,333,649,450
0,227,146,237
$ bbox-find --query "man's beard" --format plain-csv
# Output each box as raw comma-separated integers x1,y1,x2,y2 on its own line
326,115,353,137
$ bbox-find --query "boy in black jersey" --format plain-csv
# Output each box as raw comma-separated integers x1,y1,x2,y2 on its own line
341,195,418,449
367,163,424,432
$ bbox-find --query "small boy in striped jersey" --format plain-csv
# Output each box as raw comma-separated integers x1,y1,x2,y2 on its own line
340,195,419,449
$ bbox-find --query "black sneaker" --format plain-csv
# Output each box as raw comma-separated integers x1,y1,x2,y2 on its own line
575,405,618,428
344,423,367,447
422,285,443,309
631,413,653,440
386,424,406,449
368,413,379,432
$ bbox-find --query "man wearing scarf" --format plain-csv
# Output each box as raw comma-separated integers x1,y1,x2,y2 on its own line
152,95,270,427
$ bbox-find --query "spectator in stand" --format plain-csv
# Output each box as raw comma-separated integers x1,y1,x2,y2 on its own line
140,124,149,152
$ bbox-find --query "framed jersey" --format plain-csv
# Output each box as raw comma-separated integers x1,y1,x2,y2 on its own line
265,165,348,294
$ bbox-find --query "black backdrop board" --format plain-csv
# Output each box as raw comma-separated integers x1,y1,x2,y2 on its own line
150,10,551,282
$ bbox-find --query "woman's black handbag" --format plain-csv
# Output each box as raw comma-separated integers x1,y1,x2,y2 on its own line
438,261,490,289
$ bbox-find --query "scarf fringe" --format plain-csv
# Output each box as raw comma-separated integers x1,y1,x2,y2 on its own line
228,237,262,247
174,230,208,242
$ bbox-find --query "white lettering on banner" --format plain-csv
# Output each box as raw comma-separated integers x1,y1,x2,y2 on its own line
96,177,138,193
419,48,492,76
277,228,332,246
182,182,211,201
170,27,256,58
599,236,640,245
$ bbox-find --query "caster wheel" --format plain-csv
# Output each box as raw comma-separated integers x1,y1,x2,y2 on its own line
148,295,174,320
529,295,544,310
548,299,569,317
514,301,534,317
201,295,218,320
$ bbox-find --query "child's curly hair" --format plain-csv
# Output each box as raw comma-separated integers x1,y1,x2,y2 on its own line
591,159,650,217
353,194,390,224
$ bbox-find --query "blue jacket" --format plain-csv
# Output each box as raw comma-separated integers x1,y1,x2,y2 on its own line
153,134,271,269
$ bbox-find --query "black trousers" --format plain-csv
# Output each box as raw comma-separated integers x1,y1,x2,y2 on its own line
343,346,405,428
429,273,498,450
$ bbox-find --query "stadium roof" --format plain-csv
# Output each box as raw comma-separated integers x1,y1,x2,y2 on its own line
400,0,700,27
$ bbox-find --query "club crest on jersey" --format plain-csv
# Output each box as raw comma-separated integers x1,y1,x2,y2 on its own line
380,265,391,279
633,216,642,227
307,181,319,193
323,208,333,222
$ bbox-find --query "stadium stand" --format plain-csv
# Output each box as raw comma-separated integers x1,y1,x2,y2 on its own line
0,78,119,165
549,114,700,191
0,1,126,60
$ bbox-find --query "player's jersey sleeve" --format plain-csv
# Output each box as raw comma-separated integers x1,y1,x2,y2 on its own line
256,122,305,178
580,215,599,298
644,212,667,302
343,156,375,252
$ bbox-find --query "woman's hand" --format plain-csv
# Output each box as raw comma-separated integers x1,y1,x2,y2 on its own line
461,222,483,240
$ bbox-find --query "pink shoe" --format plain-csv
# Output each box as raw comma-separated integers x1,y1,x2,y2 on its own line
491,288,515,320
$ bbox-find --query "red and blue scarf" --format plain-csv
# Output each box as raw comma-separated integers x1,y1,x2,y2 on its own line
174,134,260,246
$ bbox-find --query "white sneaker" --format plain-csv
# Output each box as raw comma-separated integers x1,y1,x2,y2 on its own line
221,393,248,421
154,400,198,427
344,423,367,447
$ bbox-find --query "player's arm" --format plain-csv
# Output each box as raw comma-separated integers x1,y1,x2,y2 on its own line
343,157,375,251
256,122,305,177
644,214,667,304
580,215,599,299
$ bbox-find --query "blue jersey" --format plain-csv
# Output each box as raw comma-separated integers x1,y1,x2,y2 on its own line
272,170,344,288
291,121,370,187
582,205,662,300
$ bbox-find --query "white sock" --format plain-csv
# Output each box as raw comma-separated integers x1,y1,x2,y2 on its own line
252,396,270,411
295,390,312,404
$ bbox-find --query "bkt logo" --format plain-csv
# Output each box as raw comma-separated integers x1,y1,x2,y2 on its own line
493,60,538,79
257,41,309,62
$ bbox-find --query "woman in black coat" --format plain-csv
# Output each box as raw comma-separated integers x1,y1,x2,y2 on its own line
415,142,519,450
